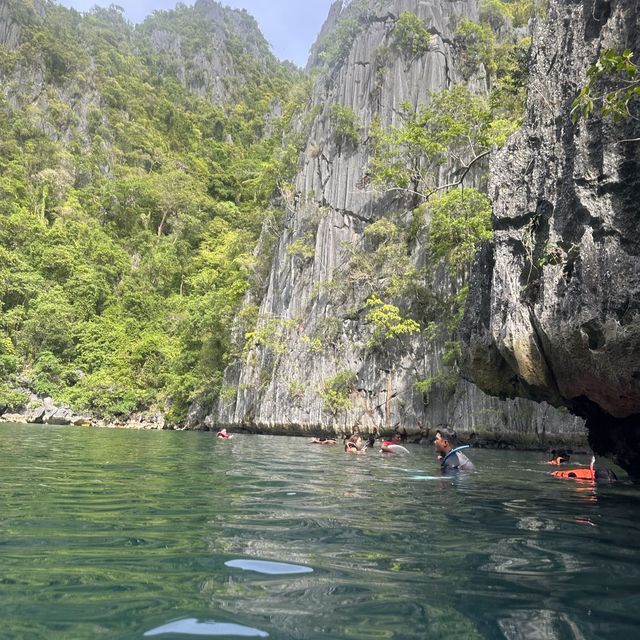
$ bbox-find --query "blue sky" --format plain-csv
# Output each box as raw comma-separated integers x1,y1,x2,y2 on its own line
56,1,336,67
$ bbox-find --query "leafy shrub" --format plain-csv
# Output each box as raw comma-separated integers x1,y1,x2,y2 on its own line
364,219,399,245
329,103,360,150
320,370,357,414
426,188,493,275
287,380,305,402
30,351,65,397
392,12,432,59
365,294,420,348
0,336,19,377
455,17,496,79
0,383,27,411
572,49,640,122
287,232,316,260
480,0,538,29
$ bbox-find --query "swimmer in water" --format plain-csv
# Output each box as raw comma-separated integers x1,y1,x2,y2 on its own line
344,433,367,454
217,428,232,439
310,437,337,445
380,433,409,454
546,449,571,465
434,427,475,472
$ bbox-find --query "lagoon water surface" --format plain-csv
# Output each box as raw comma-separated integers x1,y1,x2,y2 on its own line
1,422,639,639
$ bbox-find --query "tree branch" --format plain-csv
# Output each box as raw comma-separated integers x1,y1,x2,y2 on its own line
428,148,493,195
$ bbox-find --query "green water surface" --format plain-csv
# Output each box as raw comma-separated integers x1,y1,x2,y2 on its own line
1,423,639,639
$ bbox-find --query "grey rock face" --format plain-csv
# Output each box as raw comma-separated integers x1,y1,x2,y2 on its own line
0,1,21,49
215,0,586,445
143,0,276,103
461,0,640,473
0,395,92,427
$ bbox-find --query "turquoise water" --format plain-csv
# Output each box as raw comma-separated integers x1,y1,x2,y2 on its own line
1,422,639,639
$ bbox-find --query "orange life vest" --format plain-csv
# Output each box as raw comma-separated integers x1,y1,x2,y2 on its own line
551,468,595,480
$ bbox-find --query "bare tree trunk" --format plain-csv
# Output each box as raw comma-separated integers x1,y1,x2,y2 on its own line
157,210,168,236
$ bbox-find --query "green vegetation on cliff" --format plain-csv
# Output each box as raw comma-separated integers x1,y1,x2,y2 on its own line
572,48,640,123
0,0,301,421
362,5,534,393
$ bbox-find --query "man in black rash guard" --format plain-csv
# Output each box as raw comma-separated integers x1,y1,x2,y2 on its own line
434,428,475,472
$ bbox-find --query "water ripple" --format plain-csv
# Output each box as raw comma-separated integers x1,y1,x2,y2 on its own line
2,425,640,639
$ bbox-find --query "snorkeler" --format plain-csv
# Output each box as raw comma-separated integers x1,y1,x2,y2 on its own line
434,428,475,472
546,449,571,465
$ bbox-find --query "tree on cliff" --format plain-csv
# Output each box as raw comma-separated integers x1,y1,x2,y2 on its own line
572,48,640,130
359,6,533,396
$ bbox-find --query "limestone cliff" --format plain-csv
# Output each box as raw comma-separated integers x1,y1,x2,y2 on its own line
0,0,294,425
461,0,640,472
138,0,283,104
0,0,280,144
214,0,586,444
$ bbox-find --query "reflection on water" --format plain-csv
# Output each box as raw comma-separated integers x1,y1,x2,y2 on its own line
498,610,586,640
1,423,639,639
143,617,269,637
225,559,313,574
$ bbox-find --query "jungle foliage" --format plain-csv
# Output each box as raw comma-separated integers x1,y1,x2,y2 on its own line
0,0,538,424
0,0,302,421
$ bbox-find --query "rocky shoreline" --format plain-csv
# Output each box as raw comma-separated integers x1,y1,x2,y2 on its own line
0,396,168,430
0,396,589,452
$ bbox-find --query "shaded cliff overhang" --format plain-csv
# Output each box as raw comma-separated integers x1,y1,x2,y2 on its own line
460,0,640,473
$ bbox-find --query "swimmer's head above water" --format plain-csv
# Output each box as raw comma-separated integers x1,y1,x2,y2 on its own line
433,428,459,456
433,428,475,471
547,449,571,465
